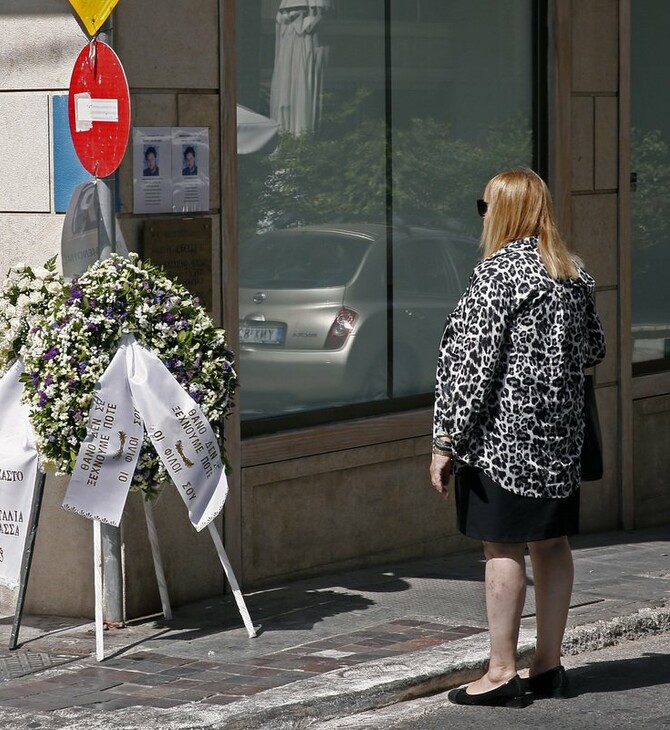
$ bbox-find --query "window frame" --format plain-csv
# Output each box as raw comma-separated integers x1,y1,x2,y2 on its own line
239,0,547,441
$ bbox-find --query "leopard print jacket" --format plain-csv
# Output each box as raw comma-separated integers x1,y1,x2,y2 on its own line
433,236,606,498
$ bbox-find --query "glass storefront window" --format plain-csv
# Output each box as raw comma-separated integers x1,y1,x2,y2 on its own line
631,1,670,371
237,0,536,423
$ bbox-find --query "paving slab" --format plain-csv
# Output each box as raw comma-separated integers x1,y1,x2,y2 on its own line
0,526,667,728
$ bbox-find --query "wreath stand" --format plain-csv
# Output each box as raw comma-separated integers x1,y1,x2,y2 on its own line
10,472,257,659
9,471,46,651
92,503,257,661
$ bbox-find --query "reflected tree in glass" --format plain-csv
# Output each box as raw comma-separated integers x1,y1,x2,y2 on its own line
238,91,532,241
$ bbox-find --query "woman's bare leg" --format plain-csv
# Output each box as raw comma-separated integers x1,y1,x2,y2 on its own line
527,536,574,675
466,541,527,694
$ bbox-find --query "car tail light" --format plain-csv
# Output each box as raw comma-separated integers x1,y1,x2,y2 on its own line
324,307,358,349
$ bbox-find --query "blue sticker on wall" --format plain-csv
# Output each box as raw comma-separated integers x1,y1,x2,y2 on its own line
53,94,94,213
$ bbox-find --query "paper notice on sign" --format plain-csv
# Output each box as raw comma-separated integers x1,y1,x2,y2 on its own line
125,337,227,531
132,127,210,214
132,127,173,214
0,361,39,589
172,127,210,213
74,92,93,131
64,341,144,526
75,95,119,129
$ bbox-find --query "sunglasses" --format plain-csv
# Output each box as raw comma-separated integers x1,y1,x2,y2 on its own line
476,199,488,217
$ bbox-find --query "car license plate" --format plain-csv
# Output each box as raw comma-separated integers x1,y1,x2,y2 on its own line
239,323,286,345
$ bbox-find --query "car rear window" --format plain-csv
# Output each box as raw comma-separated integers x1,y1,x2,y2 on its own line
240,232,372,289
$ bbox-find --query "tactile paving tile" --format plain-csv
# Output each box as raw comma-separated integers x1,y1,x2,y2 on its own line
0,651,78,680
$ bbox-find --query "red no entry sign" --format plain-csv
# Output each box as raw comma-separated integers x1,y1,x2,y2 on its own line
68,40,130,178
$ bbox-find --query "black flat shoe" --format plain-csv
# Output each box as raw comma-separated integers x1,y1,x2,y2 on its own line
448,675,525,707
528,665,570,698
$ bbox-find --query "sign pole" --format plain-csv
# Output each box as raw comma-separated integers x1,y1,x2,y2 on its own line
93,520,105,661
93,16,125,631
9,472,46,650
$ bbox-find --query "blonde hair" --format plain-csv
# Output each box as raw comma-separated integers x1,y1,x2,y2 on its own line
480,168,578,280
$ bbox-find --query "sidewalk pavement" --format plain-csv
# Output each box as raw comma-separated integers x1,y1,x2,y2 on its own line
0,525,668,729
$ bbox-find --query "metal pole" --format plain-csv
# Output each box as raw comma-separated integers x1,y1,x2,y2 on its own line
96,177,115,260
93,520,105,660
219,0,244,589
9,472,46,650
95,15,124,627
143,500,172,620
207,523,256,638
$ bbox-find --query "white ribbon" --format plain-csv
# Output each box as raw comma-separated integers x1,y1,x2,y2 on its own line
64,340,144,526
0,361,39,588
64,335,228,532
126,337,228,531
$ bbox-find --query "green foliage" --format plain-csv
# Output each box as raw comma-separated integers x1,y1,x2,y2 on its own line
629,128,670,322
631,127,670,253
238,92,532,240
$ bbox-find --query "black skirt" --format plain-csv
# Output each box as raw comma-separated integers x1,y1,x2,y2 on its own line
454,466,580,543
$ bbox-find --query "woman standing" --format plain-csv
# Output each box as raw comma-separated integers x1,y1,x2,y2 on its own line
430,168,606,706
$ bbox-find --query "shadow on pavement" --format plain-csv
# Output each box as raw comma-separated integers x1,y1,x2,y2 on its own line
569,652,670,695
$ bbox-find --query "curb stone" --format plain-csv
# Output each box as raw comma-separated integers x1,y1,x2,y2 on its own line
561,605,670,655
1,608,669,730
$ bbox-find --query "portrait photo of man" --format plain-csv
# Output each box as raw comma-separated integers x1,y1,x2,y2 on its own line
143,145,160,176
182,145,198,176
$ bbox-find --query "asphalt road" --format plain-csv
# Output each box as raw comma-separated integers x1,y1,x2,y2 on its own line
312,633,670,730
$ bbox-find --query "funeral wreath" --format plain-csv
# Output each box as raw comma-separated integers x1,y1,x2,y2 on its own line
2,253,237,498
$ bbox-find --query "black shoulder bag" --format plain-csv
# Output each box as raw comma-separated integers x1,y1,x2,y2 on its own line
581,374,603,481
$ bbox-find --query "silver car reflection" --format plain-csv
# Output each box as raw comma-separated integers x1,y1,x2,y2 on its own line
238,224,478,418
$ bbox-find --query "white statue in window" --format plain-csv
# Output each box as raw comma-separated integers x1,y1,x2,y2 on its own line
270,0,333,135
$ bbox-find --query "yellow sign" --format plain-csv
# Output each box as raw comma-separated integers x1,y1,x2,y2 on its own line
68,0,120,36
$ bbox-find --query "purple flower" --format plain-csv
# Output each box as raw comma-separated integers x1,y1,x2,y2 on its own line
189,390,204,404
43,346,59,361
38,391,48,407
69,285,84,300
44,374,53,386
76,360,88,375
30,372,39,386
162,312,175,323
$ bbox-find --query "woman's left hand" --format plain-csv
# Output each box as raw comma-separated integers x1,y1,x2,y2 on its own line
430,453,452,499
